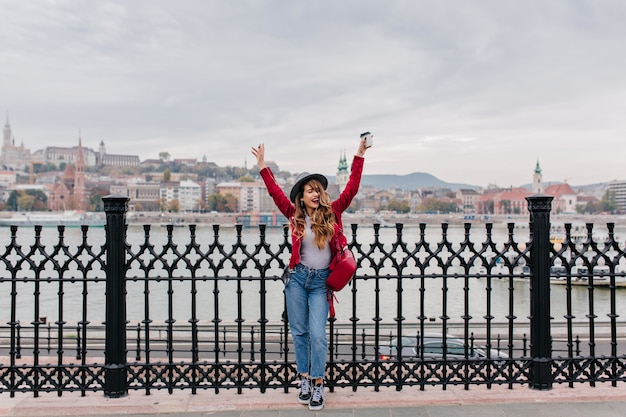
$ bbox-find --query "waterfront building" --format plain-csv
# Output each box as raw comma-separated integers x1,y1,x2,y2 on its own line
216,182,241,199
239,182,264,213
409,190,423,213
608,180,626,212
216,181,276,213
544,183,577,214
0,170,17,186
110,180,161,210
156,180,203,212
456,188,480,214
178,180,202,211
493,188,531,215
159,182,179,210
201,178,215,207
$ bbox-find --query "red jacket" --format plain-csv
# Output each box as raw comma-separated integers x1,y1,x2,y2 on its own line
259,155,364,269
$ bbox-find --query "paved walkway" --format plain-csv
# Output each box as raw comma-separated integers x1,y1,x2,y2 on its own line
2,384,626,416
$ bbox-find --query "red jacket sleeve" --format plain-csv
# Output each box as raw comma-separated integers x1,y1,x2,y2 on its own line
259,167,295,219
332,155,364,214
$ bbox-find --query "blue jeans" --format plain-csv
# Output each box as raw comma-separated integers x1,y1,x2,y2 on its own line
285,263,330,380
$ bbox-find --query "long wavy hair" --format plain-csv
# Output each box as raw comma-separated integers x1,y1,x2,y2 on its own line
293,179,335,249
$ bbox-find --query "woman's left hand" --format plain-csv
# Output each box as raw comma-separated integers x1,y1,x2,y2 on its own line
356,137,369,157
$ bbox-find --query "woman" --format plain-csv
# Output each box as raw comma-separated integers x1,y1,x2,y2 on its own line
251,138,369,411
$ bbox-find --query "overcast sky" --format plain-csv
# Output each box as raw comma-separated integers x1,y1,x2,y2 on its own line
2,0,625,187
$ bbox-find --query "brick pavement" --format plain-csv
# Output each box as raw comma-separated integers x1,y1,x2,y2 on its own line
2,383,626,416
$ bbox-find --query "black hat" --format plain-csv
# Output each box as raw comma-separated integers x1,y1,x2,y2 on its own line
289,172,328,203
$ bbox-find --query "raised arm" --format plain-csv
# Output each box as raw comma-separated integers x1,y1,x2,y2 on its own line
332,137,370,212
251,143,295,218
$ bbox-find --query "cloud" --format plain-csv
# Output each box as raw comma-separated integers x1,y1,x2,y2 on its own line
2,1,626,187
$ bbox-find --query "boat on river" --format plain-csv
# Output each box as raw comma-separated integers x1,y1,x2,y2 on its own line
0,211,105,227
550,265,626,287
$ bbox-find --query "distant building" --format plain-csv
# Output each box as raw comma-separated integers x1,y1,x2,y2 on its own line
156,180,202,212
96,140,140,167
608,180,626,213
178,180,202,211
216,182,241,199
494,188,531,215
39,145,98,167
0,113,31,171
100,153,141,167
533,160,543,194
409,190,423,213
173,158,197,167
141,159,164,170
170,172,198,182
32,139,139,169
110,180,161,209
456,189,480,214
577,195,601,211
336,150,349,193
47,137,88,211
544,183,577,214
0,170,17,186
240,182,266,213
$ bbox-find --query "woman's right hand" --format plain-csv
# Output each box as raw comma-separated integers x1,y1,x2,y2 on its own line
251,143,267,169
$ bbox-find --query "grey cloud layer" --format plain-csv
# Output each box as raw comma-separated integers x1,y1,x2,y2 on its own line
2,0,625,186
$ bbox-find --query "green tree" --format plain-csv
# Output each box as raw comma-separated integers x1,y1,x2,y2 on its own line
5,190,48,211
89,186,110,211
163,168,171,182
600,190,617,213
17,194,36,211
576,202,599,214
169,199,180,213
386,198,410,213
418,198,458,214
237,174,255,182
159,151,171,162
207,193,238,212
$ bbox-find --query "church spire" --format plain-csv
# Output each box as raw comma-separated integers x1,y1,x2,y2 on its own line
533,159,543,194
3,111,11,147
336,148,349,192
74,131,87,211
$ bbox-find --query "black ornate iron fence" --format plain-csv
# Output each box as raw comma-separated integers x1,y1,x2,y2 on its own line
1,195,626,398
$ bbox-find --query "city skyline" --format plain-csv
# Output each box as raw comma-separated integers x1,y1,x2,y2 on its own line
0,115,618,190
2,1,626,187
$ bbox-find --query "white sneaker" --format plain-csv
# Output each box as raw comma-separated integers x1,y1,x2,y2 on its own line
298,376,311,404
308,383,325,411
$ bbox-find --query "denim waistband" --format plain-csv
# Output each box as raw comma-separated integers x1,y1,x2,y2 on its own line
295,263,330,273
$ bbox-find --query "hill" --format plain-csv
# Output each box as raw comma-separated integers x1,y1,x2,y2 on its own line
328,172,478,191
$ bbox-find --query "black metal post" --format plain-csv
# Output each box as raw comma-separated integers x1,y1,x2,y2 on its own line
103,195,129,398
526,194,553,390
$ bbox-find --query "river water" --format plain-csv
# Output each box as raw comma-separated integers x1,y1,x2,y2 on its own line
1,219,625,327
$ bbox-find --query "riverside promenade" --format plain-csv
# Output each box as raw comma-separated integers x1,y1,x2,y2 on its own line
2,384,626,416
